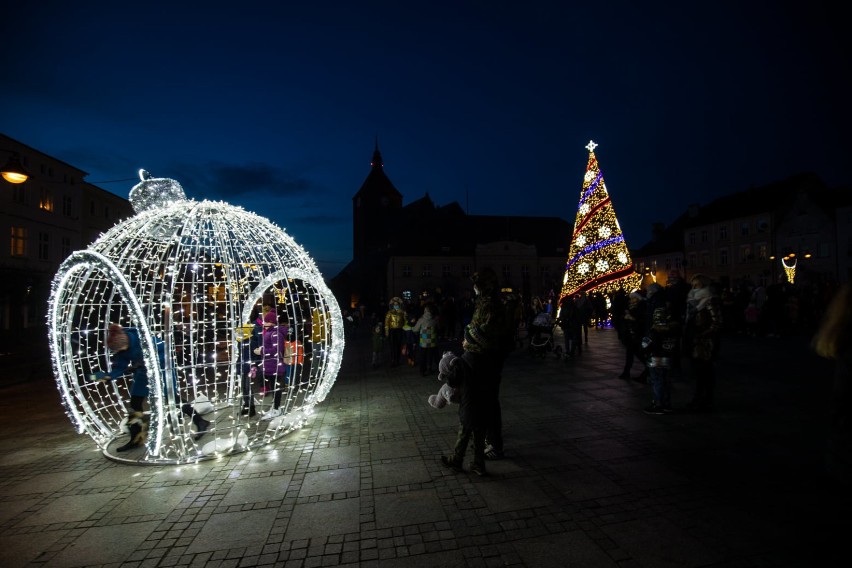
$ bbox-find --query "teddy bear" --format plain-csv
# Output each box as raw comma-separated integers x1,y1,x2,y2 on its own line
427,351,462,409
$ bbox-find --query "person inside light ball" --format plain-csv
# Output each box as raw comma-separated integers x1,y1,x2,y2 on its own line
255,309,292,420
92,322,212,451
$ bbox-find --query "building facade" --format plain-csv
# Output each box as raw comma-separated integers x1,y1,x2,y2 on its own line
1,133,133,375
633,173,852,290
331,145,571,312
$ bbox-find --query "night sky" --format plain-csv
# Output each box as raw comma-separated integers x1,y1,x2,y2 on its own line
2,1,849,276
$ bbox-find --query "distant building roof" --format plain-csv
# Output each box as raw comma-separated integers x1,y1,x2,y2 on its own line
352,143,402,204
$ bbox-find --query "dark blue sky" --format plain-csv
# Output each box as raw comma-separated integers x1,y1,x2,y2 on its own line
2,1,849,276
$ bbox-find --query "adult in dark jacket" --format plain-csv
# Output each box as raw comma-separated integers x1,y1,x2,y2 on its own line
557,295,583,358
683,274,723,411
619,292,648,381
441,268,506,474
237,309,263,417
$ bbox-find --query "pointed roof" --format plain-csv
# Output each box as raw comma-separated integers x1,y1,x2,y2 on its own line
353,139,403,202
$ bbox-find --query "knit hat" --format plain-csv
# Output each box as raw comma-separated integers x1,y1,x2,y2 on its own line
263,310,278,325
106,324,128,351
629,291,644,301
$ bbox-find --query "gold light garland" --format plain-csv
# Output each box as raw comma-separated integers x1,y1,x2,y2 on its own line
560,141,641,302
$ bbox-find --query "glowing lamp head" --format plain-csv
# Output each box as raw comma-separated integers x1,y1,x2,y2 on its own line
1,153,30,184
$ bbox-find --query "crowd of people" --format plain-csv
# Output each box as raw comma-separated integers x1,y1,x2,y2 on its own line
352,270,848,480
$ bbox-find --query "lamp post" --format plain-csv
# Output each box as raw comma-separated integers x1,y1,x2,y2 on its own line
1,150,30,184
774,251,812,285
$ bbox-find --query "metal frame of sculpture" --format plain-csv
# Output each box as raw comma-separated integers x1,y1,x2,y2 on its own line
48,171,344,464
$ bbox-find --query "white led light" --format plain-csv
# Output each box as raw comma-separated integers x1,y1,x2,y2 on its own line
47,170,344,465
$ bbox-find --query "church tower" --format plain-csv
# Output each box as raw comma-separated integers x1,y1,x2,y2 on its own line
352,140,403,259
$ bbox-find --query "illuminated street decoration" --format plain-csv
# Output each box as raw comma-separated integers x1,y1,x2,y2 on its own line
782,256,796,283
560,141,641,300
48,170,344,464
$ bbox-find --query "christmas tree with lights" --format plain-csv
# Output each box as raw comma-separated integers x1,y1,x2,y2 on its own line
559,141,641,301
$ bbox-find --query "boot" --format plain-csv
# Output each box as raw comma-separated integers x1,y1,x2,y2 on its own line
117,412,147,452
192,413,210,441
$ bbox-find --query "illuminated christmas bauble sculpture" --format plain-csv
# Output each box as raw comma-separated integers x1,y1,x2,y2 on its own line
48,170,344,464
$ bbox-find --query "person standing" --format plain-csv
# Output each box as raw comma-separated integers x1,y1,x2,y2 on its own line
384,297,406,367
557,295,583,358
371,323,385,368
412,303,439,376
619,291,647,381
575,291,593,344
256,310,292,420
445,268,507,470
641,307,680,414
237,309,263,417
683,274,723,411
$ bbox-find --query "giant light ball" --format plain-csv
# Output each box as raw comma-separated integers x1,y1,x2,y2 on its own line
48,170,344,464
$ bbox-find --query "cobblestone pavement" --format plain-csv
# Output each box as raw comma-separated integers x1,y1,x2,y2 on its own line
0,325,844,567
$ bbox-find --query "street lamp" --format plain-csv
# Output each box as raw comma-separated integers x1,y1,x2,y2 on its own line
1,151,30,184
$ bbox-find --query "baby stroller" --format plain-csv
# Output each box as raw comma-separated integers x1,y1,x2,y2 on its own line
528,312,556,358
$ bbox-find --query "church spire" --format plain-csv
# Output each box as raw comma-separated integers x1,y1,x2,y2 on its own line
370,136,383,169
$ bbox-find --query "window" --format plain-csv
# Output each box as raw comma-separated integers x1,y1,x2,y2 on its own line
502,264,511,279
688,232,696,245
700,251,709,266
442,264,451,277
421,264,432,277
10,226,27,257
461,264,471,278
665,258,671,271
39,188,54,212
521,264,529,278
688,253,697,268
719,249,728,265
757,244,767,260
401,264,411,278
740,245,752,262
62,195,73,217
700,230,708,243
104,205,110,218
718,225,728,240
61,236,72,258
757,218,768,233
741,222,749,236
38,232,50,260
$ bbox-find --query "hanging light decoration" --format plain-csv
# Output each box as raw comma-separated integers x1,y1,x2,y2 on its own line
782,255,797,284
47,170,344,464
